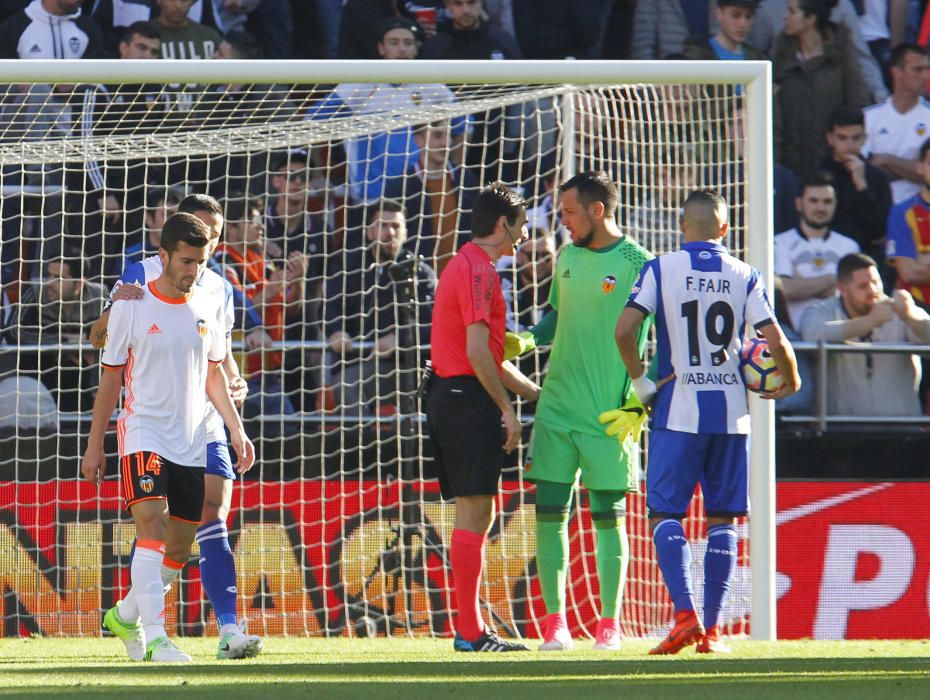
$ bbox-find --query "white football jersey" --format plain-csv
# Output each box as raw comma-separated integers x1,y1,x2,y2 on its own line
773,228,860,329
102,281,226,466
109,255,233,443
627,241,776,434
863,97,930,203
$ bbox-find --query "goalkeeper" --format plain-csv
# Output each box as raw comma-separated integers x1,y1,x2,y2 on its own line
514,172,652,651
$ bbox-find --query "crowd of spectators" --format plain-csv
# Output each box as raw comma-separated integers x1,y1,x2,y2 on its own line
3,0,930,434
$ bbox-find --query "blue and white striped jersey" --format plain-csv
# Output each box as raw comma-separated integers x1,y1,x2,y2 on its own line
626,241,775,435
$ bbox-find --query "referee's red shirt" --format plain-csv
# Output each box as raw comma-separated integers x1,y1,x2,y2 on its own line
431,242,506,378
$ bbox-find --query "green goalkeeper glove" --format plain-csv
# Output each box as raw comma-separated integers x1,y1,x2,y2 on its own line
598,393,647,443
503,331,536,361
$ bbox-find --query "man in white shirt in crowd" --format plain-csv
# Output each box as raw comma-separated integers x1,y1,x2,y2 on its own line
775,171,861,330
864,42,930,204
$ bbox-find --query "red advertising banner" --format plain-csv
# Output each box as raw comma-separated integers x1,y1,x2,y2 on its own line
0,480,924,639
0,480,674,639
775,481,930,639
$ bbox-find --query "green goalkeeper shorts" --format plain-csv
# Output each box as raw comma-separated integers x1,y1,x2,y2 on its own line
524,418,640,492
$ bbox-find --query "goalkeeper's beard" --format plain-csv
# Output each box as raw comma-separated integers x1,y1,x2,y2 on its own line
573,228,596,248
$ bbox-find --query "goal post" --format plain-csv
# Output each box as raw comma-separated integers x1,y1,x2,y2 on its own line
0,59,774,641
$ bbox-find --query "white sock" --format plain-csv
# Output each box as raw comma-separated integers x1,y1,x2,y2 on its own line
131,541,167,642
220,623,240,638
161,557,183,593
118,554,184,623
116,593,139,625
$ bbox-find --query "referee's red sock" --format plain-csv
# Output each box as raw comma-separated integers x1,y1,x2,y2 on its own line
450,528,487,642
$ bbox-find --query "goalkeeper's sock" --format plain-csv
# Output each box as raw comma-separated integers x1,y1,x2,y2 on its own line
589,490,629,620
703,524,738,630
653,519,696,613
450,528,486,642
132,539,168,642
534,480,574,615
197,520,240,630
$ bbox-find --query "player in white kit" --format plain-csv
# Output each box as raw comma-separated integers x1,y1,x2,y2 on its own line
82,213,255,662
91,195,263,662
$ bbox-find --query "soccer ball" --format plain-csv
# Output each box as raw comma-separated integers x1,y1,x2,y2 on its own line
739,336,785,394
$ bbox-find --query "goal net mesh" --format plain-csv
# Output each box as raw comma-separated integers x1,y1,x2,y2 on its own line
0,74,751,640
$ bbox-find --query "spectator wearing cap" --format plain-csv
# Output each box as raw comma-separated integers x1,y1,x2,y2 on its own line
420,0,521,59
683,0,767,61
338,0,441,59
307,16,464,205
266,148,327,266
378,16,421,59
266,149,329,411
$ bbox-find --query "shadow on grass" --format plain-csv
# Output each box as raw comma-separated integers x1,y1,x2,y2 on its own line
3,656,930,699
5,656,930,675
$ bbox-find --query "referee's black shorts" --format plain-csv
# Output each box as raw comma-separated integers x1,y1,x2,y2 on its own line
425,375,503,500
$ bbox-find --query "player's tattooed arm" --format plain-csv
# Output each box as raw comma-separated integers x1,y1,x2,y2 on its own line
90,284,144,349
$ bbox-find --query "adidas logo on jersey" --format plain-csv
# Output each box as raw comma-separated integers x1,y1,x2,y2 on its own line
147,324,162,335
29,44,41,54
562,269,571,278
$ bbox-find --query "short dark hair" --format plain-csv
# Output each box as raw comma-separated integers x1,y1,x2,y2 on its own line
890,42,926,70
178,193,223,218
683,187,726,210
798,170,835,197
121,20,160,44
471,182,525,238
837,252,877,283
919,136,930,162
365,198,405,227
682,188,727,239
224,194,264,224
222,29,262,59
146,186,183,211
49,249,83,280
160,212,211,253
559,171,619,218
828,105,864,131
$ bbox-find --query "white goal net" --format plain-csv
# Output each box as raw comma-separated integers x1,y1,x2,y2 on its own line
0,60,773,641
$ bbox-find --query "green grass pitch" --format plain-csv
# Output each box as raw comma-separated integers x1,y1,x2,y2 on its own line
1,637,929,699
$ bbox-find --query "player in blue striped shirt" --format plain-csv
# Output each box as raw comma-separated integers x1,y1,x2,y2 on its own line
615,188,800,654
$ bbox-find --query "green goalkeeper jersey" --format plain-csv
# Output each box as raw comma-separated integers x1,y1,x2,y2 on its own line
535,235,653,436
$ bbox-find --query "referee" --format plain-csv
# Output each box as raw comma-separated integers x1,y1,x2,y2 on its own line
426,182,541,652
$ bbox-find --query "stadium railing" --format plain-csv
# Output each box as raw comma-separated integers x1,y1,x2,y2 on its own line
780,341,930,430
